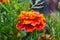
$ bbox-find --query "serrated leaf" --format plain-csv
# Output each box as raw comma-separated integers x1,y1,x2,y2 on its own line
35,0,41,4
29,0,33,5
32,6,44,8
37,2,44,5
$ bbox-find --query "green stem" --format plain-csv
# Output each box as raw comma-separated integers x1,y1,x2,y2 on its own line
36,30,38,36
52,27,55,40
30,32,33,40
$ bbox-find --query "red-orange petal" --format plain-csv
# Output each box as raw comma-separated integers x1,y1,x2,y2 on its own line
16,22,25,30
25,24,35,32
31,19,40,26
35,25,42,30
35,23,45,30
0,0,2,2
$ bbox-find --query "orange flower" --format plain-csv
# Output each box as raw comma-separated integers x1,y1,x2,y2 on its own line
0,0,6,3
16,10,46,32
58,2,60,10
0,0,10,3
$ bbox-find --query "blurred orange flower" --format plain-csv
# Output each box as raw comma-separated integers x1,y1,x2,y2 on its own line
0,0,10,3
16,10,46,32
37,36,41,40
45,34,51,39
0,0,2,2
58,2,60,9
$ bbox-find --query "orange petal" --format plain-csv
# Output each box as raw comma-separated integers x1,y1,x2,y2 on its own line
23,19,32,24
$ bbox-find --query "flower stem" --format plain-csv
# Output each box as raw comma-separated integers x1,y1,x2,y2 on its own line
30,32,33,40
52,27,55,40
36,30,38,36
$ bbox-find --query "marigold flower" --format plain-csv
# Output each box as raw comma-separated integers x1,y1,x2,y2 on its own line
16,10,46,32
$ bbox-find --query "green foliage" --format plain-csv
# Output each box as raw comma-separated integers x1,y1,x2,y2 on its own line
0,0,30,40
46,12,60,40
